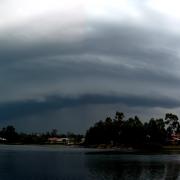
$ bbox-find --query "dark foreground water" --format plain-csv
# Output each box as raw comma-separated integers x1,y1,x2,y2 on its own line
0,145,179,180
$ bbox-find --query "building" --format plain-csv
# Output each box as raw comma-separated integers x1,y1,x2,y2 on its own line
169,133,180,144
48,137,69,144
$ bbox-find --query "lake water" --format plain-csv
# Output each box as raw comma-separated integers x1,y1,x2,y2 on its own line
0,145,179,180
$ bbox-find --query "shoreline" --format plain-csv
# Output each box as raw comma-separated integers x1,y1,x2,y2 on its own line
1,143,180,154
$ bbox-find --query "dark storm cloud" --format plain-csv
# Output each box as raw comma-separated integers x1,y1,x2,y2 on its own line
0,93,180,121
0,22,178,63
1,53,180,104
1,0,180,131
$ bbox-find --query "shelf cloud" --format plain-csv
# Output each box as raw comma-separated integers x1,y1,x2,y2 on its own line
1,0,180,132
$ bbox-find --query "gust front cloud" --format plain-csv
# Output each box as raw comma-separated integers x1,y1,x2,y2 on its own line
0,0,180,131
1,93,180,121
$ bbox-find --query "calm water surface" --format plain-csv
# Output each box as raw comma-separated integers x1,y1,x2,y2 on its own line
0,145,179,180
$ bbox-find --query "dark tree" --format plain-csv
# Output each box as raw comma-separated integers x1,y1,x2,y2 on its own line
115,112,124,122
121,116,144,145
144,118,166,144
165,113,179,136
51,129,58,137
0,126,18,143
113,112,125,144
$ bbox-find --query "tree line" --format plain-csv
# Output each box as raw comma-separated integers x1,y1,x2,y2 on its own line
0,126,83,144
84,112,180,147
0,112,179,147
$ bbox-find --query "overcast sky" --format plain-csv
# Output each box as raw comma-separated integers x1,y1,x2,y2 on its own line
1,0,180,133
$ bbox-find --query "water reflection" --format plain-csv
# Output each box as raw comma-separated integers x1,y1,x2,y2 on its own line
0,150,88,180
165,162,180,180
0,146,179,180
85,154,180,180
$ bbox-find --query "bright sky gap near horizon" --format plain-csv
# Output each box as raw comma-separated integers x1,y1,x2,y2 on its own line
1,0,180,133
